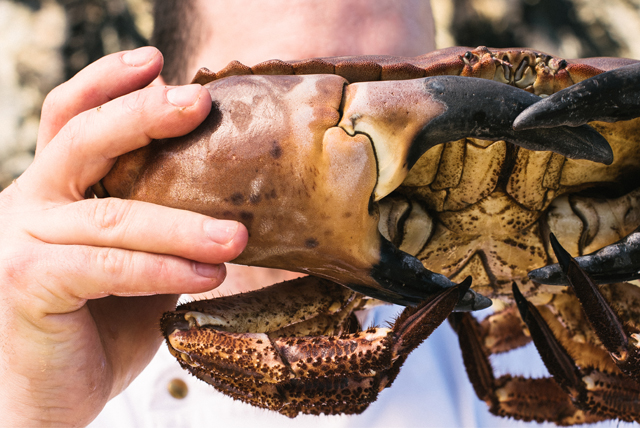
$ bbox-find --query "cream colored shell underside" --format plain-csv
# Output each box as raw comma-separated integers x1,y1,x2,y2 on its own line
394,120,640,302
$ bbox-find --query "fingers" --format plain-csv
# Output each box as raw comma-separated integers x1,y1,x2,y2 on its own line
25,198,248,265
37,47,164,153
34,244,231,313
20,82,211,201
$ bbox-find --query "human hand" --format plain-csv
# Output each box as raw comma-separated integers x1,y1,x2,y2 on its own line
0,47,248,427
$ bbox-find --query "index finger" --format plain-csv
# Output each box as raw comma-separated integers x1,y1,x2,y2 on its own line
37,47,164,153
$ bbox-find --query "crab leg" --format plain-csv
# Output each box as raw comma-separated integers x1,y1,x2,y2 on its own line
514,62,640,129
162,277,468,417
529,228,640,285
541,235,640,382
512,282,640,422
449,312,604,425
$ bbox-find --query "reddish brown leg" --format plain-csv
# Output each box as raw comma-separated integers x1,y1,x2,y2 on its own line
478,306,531,354
513,282,640,423
450,312,604,425
549,233,640,382
165,279,468,417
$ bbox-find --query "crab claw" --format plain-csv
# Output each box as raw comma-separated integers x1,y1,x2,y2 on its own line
528,230,640,285
514,62,640,129
341,75,613,201
99,73,497,310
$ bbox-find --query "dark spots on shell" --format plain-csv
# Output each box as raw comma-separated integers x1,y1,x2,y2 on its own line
263,189,278,201
229,101,253,133
343,212,352,218
270,141,283,159
230,192,244,205
305,238,319,249
240,211,254,229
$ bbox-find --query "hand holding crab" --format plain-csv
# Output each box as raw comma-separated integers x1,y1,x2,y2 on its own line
0,47,248,427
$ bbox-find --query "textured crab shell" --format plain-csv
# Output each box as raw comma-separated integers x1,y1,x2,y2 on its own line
99,46,640,306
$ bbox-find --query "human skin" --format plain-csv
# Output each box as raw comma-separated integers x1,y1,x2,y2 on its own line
0,48,248,426
0,1,435,426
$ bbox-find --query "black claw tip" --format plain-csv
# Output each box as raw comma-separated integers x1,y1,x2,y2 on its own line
458,276,472,297
548,233,572,275
513,62,640,129
527,264,566,285
454,277,492,312
416,76,613,165
512,282,530,321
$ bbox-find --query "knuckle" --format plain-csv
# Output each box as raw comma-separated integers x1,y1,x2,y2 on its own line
90,198,134,233
41,83,66,118
121,89,148,116
151,256,171,279
0,246,36,287
57,114,87,151
95,247,131,277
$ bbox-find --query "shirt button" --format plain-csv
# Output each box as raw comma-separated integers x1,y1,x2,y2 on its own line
167,378,189,399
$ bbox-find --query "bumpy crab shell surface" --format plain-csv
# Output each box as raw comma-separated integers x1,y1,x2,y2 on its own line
96,46,640,423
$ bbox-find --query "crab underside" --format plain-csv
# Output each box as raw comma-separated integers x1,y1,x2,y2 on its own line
99,47,640,424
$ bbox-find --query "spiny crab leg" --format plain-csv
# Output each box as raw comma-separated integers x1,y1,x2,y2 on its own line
449,312,604,425
512,282,640,422
162,276,469,417
543,235,640,382
514,62,640,129
529,228,640,285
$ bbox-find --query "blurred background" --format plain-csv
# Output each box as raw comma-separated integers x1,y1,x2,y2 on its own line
1,0,639,188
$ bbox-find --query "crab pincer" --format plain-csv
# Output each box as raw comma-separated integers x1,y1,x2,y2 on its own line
98,68,614,310
514,62,640,129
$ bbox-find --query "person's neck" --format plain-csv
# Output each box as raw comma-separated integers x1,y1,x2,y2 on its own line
187,0,435,78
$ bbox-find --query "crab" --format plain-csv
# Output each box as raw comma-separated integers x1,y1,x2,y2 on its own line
95,46,640,423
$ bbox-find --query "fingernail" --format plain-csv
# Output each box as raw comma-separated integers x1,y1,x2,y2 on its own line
193,262,222,278
167,85,202,107
204,220,239,245
122,46,157,66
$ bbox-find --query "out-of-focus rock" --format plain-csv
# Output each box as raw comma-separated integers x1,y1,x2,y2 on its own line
433,0,640,58
0,0,65,188
0,0,151,189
